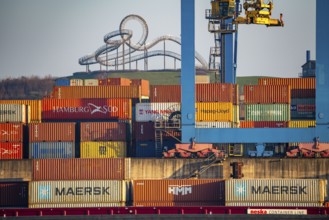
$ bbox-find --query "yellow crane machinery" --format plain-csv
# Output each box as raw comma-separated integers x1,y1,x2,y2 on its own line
234,0,284,26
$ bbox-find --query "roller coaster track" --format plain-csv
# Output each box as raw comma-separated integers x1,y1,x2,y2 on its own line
79,14,208,69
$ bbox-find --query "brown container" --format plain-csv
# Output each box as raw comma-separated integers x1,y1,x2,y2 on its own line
80,122,127,141
196,83,234,102
149,85,181,102
32,158,129,180
133,122,155,141
28,122,76,142
240,121,288,128
98,77,131,86
0,182,28,207
130,79,150,97
51,85,141,99
291,89,315,98
258,78,315,89
0,123,23,142
244,85,291,104
133,179,225,206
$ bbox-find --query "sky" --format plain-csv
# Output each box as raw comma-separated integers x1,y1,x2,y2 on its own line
0,0,315,79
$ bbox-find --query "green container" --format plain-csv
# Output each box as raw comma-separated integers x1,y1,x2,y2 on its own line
245,104,290,121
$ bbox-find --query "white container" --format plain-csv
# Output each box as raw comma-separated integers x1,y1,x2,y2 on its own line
135,102,180,122
0,104,29,123
225,179,326,207
70,79,84,86
29,180,127,208
84,79,99,86
195,121,232,128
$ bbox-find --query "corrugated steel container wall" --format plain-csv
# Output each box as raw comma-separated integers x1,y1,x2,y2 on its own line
196,83,234,102
240,121,288,128
233,105,239,125
226,202,323,207
225,179,326,207
107,77,131,86
29,122,76,142
258,78,315,89
52,85,141,99
245,104,290,121
288,120,316,128
29,180,127,208
0,142,23,159
291,98,315,120
0,123,23,142
55,78,70,86
80,122,126,141
42,98,132,120
135,140,178,158
70,79,84,86
136,103,181,122
232,84,239,105
0,100,42,123
0,104,27,123
149,85,181,102
83,79,99,86
0,182,28,207
29,142,75,159
133,179,225,206
195,121,232,128
130,79,150,97
133,122,155,141
196,102,233,122
291,89,315,98
80,141,127,158
32,158,128,180
244,85,291,104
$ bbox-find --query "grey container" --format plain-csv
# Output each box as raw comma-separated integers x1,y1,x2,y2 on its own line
225,179,326,207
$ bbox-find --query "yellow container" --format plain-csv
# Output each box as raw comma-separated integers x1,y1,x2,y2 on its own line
288,120,316,128
196,102,233,122
0,100,41,123
80,141,127,158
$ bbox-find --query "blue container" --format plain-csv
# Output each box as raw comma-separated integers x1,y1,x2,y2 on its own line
135,140,178,158
29,142,75,158
55,78,70,86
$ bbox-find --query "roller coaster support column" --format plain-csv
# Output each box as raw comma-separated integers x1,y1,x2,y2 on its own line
315,0,329,138
181,0,196,143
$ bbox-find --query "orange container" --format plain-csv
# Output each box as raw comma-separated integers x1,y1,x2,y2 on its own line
0,100,41,123
80,122,127,141
133,179,225,206
258,78,315,89
29,122,76,142
51,85,141,99
196,83,234,102
0,142,23,159
32,158,128,180
149,85,181,102
130,79,150,97
98,77,131,86
244,85,291,104
42,98,132,120
0,123,23,142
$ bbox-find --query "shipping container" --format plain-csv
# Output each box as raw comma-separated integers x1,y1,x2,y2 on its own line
32,158,129,180
29,142,75,159
133,122,155,141
80,141,126,158
0,182,28,207
130,79,150,97
291,89,315,98
291,98,315,120
0,123,23,142
136,103,181,122
225,179,326,207
55,78,70,86
29,122,76,142
70,79,84,86
240,121,288,128
42,98,132,121
80,122,127,141
0,104,29,124
245,104,290,121
288,120,316,128
244,85,291,104
83,79,99,86
51,85,141,99
196,102,233,122
0,142,23,159
0,100,41,123
258,78,315,89
134,140,156,158
149,85,181,102
132,179,225,206
29,180,127,208
195,121,232,128
195,75,210,83
196,83,234,102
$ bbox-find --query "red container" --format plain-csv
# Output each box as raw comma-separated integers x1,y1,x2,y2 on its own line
0,123,23,142
130,79,150,97
80,122,127,141
258,77,315,89
244,85,291,104
196,83,234,102
42,98,132,120
0,182,28,207
291,89,315,98
133,122,155,141
240,121,288,128
149,85,181,102
133,179,225,206
0,142,23,159
98,77,131,86
32,158,128,180
29,122,76,142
